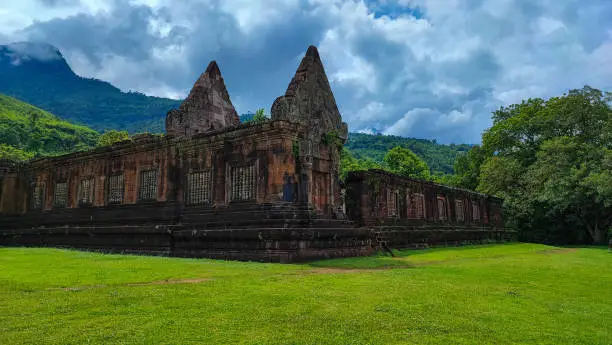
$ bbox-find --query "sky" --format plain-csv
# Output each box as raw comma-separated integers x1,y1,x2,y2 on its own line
1,0,611,144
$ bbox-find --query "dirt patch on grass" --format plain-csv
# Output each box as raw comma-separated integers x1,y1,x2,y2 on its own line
304,264,415,274
307,267,406,274
126,278,212,286
51,278,212,292
536,248,577,254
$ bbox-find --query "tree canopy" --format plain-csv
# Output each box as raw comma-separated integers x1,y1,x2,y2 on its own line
473,86,612,244
97,130,131,147
383,146,431,180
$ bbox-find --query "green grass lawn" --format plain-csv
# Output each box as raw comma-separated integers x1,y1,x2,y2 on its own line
0,243,610,344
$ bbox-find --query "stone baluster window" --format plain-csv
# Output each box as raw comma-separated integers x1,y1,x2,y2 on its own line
187,170,211,205
230,163,256,201
138,169,157,201
406,193,412,218
78,177,95,205
30,181,45,210
107,174,124,204
53,181,68,208
414,193,425,219
455,199,465,222
386,189,400,217
437,196,447,220
472,201,480,221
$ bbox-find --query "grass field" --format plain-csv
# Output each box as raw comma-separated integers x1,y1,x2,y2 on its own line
0,243,610,344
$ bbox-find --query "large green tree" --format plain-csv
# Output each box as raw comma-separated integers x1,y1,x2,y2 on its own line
477,86,612,244
453,145,486,190
383,146,431,180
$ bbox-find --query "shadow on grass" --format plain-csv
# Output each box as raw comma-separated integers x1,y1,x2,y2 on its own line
306,242,580,270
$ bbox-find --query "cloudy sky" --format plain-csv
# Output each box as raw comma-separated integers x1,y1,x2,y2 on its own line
1,0,611,143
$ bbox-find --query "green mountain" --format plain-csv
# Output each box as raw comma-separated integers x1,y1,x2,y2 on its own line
345,133,471,174
0,93,99,161
0,42,180,133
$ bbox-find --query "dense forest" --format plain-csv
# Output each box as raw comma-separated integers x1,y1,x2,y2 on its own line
345,132,471,175
0,94,99,161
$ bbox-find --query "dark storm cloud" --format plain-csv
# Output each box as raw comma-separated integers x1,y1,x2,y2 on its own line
24,4,169,68
20,0,327,113
6,0,612,144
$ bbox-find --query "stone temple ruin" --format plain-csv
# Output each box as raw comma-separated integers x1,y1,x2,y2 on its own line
0,46,513,262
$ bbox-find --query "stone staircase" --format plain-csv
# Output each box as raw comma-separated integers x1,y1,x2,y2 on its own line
0,201,374,263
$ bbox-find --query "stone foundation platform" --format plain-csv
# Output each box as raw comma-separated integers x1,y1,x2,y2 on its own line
0,202,375,263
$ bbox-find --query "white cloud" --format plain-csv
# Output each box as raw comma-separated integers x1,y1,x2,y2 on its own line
536,17,566,36
2,0,612,144
384,108,435,136
219,0,300,33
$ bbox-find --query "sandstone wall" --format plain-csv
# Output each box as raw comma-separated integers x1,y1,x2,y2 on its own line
0,121,303,216
345,169,505,228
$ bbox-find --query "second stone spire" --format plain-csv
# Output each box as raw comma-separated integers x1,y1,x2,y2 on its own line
166,61,240,138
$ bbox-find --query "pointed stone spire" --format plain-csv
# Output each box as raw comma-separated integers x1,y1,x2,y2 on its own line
166,61,240,138
272,45,348,142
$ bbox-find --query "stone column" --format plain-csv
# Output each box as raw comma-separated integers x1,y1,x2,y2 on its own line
297,157,313,205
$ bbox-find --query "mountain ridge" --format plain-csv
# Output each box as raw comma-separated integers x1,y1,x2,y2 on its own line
0,42,181,133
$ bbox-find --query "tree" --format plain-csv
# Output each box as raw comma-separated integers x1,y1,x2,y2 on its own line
524,139,611,243
383,146,430,180
453,145,486,190
431,172,459,186
97,130,130,147
340,148,362,180
477,86,612,244
339,148,383,180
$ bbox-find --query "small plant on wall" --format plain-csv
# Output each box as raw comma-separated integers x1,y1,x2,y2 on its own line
322,130,343,152
245,109,268,124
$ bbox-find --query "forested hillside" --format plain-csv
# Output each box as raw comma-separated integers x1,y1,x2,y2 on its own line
0,94,99,161
345,133,471,174
0,42,180,133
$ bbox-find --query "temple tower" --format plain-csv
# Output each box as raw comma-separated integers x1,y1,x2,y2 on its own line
166,61,240,138
272,46,348,216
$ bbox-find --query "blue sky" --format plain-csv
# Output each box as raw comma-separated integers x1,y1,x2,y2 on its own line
1,0,611,144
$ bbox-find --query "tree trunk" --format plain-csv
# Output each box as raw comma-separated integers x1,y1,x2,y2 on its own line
586,222,606,245
592,224,606,244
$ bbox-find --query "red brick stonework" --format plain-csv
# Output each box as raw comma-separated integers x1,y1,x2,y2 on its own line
0,46,513,262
